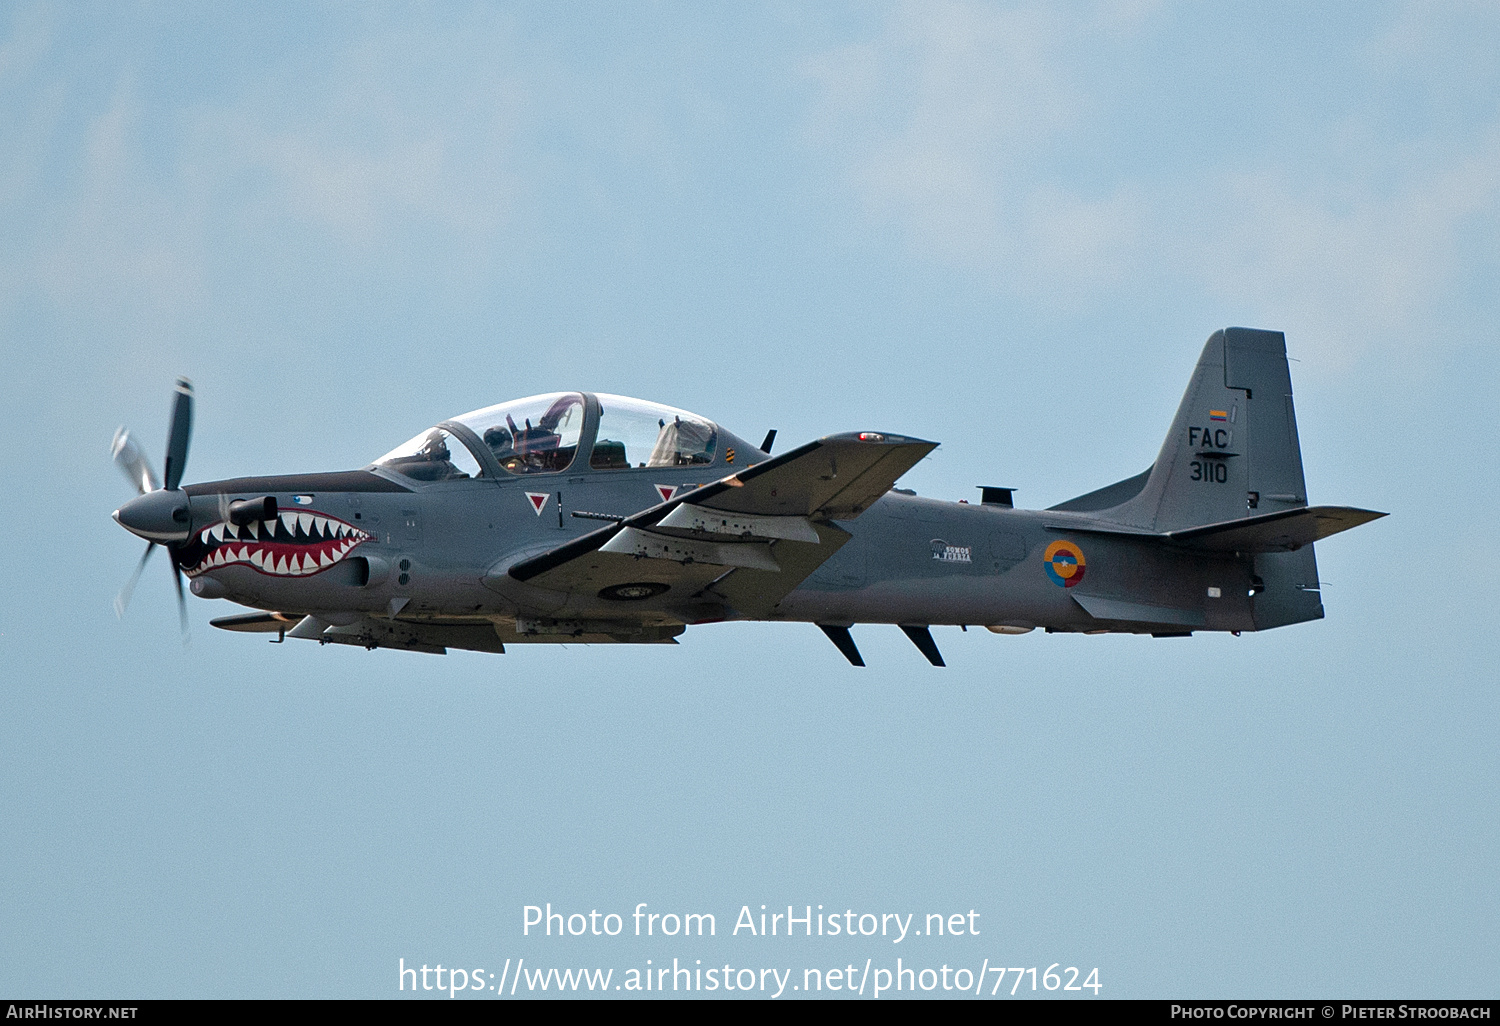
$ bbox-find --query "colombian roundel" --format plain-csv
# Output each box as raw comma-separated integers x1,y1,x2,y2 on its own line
1043,540,1086,588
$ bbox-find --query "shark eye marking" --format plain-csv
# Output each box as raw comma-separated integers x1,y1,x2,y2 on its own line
183,510,372,578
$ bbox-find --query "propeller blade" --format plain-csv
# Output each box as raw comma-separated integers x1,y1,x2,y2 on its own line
111,427,160,495
114,542,157,618
172,562,189,641
162,377,194,491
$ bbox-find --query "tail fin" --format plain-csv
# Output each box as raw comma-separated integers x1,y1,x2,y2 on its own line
1058,327,1325,628
1093,327,1306,531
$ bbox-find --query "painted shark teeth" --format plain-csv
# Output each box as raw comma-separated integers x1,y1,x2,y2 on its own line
184,509,372,578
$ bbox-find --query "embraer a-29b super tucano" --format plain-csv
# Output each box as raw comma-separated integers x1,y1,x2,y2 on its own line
111,328,1384,666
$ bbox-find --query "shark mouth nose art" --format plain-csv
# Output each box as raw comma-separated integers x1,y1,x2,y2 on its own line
183,511,372,578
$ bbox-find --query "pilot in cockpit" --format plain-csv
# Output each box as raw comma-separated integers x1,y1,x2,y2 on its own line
483,425,514,463
382,429,470,481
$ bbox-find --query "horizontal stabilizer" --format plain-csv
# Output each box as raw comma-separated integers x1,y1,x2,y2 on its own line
1166,505,1386,553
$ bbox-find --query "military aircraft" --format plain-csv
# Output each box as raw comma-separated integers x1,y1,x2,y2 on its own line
111,327,1384,666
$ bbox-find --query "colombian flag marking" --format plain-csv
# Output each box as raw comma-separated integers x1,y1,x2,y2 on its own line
1044,540,1087,588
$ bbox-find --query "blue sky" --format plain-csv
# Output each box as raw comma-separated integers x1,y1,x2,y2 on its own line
1,1,1496,998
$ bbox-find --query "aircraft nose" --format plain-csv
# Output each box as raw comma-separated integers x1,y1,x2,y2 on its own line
113,489,192,543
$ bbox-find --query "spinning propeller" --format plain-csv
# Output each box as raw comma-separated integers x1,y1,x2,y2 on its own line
111,378,195,636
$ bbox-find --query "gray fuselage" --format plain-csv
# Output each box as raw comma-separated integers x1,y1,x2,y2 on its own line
181,464,1251,638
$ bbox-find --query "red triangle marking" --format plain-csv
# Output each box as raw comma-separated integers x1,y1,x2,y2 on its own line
655,484,675,503
526,492,550,515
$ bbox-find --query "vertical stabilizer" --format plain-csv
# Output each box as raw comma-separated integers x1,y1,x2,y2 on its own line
1109,328,1310,533
1100,327,1323,628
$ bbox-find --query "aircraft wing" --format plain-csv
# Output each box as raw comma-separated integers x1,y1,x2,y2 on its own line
505,432,936,619
662,430,938,521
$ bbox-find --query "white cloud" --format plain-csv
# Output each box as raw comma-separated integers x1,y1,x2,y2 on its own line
186,26,527,254
1023,184,1146,288
1189,131,1500,367
801,0,1500,366
21,78,207,328
804,1,1078,272
0,11,533,343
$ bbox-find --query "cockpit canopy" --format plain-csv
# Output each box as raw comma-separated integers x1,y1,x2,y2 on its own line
456,392,588,476
590,393,717,470
374,392,721,481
